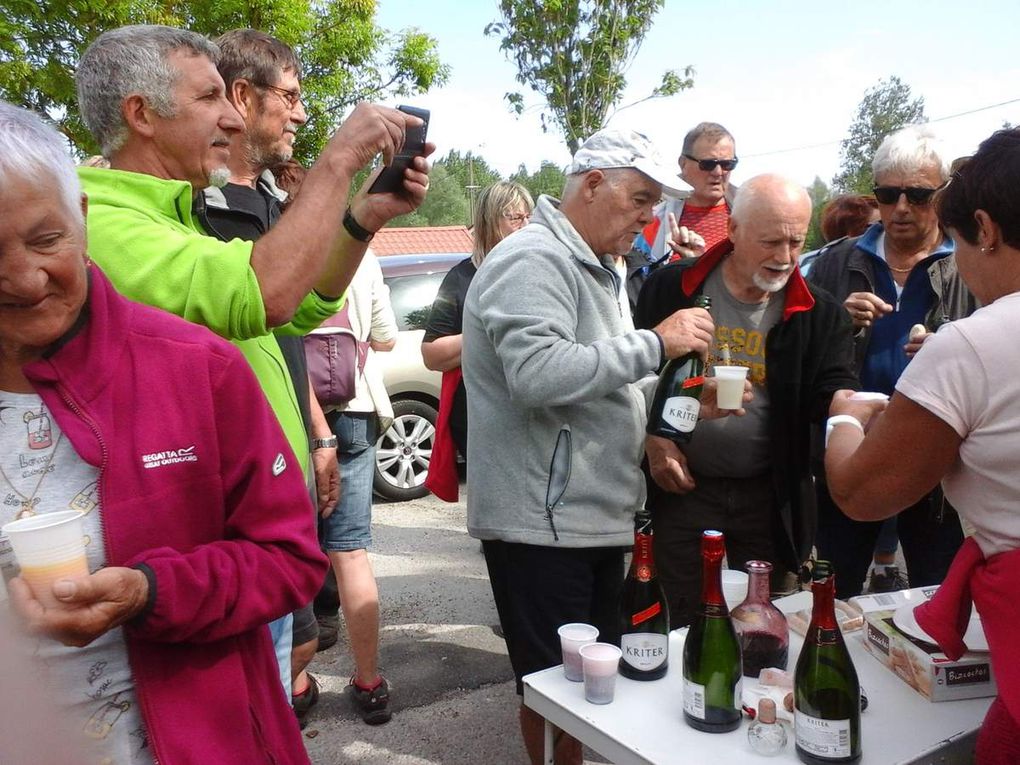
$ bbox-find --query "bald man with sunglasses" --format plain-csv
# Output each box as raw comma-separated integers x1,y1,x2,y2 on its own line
807,124,977,600
627,122,739,308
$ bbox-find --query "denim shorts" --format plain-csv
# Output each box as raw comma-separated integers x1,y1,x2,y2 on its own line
319,412,377,551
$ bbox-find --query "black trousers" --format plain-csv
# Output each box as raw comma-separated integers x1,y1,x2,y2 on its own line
815,480,963,600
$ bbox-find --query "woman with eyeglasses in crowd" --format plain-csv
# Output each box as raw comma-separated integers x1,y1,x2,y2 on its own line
421,181,534,500
824,127,1020,764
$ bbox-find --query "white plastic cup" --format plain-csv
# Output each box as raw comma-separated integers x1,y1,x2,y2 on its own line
558,623,599,682
849,391,889,402
721,568,749,610
714,366,750,410
580,642,622,704
1,510,88,608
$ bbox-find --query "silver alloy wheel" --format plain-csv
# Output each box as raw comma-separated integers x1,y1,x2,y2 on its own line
373,399,437,501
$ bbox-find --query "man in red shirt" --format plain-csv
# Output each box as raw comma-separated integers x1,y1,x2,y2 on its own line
627,122,739,307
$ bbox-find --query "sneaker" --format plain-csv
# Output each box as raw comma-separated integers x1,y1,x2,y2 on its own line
349,675,392,725
292,673,320,730
316,614,339,652
867,565,909,594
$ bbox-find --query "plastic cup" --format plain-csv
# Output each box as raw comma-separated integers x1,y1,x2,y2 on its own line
722,568,749,610
580,642,622,704
714,366,750,410
1,510,88,608
558,623,599,682
849,391,889,402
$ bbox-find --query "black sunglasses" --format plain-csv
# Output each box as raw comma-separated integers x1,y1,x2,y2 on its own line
683,154,738,172
872,181,948,206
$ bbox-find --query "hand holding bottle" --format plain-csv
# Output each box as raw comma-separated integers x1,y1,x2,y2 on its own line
653,306,714,359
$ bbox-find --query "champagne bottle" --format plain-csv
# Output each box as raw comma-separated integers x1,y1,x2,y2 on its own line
646,295,711,443
731,560,790,678
794,561,862,764
682,529,742,733
618,511,670,681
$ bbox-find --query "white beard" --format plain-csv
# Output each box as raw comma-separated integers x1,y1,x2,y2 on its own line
207,167,231,189
752,269,792,293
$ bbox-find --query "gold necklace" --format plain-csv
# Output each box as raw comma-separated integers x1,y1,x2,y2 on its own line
887,263,913,273
0,405,64,518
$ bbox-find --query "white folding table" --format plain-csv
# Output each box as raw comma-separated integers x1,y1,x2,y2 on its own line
524,592,991,764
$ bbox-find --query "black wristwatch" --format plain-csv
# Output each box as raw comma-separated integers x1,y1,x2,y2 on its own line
343,207,375,243
311,436,338,450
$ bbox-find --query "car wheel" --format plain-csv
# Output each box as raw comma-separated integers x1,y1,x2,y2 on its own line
374,399,437,501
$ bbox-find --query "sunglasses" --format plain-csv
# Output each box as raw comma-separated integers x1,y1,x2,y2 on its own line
683,154,738,172
872,181,948,206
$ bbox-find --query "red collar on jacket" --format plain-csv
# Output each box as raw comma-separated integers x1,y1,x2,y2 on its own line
679,239,816,321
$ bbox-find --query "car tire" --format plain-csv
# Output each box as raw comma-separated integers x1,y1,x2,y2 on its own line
373,398,437,501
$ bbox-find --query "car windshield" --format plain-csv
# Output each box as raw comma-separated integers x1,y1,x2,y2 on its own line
385,271,448,331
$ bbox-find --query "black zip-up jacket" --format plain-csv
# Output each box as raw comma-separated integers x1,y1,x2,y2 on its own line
634,241,859,572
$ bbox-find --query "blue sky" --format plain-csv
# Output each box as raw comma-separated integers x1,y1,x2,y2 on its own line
373,0,1019,188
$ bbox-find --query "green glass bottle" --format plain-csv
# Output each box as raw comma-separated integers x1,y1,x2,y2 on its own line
682,529,742,733
794,561,862,764
618,511,670,680
646,295,711,443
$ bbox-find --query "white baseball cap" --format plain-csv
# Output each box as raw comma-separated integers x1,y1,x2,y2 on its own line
569,128,690,197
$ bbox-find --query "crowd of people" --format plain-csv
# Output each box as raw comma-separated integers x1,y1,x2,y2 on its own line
0,20,1018,765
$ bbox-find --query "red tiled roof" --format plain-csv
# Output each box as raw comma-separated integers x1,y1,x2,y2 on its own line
371,225,474,256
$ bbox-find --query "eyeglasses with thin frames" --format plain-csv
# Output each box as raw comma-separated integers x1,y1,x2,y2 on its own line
259,83,303,109
682,154,738,172
503,212,530,225
872,180,949,206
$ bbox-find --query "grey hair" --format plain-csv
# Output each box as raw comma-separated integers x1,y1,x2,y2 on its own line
682,122,734,156
0,101,83,224
76,25,220,157
872,124,950,182
730,174,811,223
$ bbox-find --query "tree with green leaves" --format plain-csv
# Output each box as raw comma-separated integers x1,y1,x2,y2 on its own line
804,176,830,251
510,160,567,201
388,163,472,227
833,76,926,194
485,0,693,154
0,0,449,161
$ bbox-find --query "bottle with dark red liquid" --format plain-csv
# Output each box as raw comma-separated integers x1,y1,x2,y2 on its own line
731,560,789,678
794,561,862,764
682,530,742,733
618,511,670,680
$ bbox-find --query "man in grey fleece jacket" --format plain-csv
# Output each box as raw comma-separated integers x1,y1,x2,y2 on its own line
462,129,717,765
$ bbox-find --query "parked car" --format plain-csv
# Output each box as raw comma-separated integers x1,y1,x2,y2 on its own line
374,252,470,501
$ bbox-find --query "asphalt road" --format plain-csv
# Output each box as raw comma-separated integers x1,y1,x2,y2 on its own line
301,488,532,764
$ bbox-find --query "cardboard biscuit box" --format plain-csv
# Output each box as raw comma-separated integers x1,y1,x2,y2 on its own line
861,609,997,702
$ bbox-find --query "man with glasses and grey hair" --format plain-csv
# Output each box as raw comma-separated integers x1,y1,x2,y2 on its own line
627,121,739,307
807,124,976,599
74,23,430,709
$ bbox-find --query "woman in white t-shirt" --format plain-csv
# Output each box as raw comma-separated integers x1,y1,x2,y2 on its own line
823,128,1020,764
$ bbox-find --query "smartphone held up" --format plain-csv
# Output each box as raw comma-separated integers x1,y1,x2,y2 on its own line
367,105,430,196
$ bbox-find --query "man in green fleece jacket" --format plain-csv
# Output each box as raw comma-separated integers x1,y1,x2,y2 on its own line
73,24,431,697
74,25,430,470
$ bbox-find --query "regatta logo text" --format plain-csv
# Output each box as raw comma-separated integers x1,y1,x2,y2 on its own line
142,446,198,469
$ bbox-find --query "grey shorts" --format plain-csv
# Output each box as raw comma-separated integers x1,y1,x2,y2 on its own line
292,602,319,646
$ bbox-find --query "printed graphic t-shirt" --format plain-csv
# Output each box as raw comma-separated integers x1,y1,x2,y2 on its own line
0,391,152,765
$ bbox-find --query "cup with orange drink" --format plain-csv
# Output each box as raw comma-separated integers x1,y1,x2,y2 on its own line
1,510,88,608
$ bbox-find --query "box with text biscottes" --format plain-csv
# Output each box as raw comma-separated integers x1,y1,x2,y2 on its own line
860,609,997,702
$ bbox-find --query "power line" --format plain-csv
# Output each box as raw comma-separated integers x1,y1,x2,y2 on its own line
742,96,1020,159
